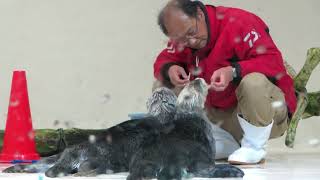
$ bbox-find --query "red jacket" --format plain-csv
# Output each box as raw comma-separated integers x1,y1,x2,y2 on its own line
154,5,297,114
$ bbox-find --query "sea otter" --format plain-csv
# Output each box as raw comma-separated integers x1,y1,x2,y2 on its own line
3,79,244,179
2,87,178,175
127,78,243,179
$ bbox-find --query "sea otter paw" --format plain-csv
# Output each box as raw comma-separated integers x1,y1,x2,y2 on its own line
73,169,98,177
45,165,71,178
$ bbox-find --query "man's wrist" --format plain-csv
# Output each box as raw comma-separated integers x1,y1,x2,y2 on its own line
232,67,237,80
231,63,242,84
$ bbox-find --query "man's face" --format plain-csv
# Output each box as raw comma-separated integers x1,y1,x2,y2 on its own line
164,8,208,50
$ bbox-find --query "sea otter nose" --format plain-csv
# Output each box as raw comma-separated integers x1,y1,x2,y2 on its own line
193,78,201,85
193,78,206,86
192,78,208,94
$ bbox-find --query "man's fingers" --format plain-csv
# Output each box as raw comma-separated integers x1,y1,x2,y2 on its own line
179,69,189,79
172,74,189,87
212,80,226,88
210,71,217,82
177,78,190,86
212,81,224,87
209,80,227,91
175,83,187,88
173,68,189,86
215,86,226,91
219,74,226,85
209,67,232,91
211,70,224,82
212,73,227,87
209,84,226,91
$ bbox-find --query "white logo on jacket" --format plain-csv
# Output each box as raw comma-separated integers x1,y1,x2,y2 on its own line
243,30,260,48
167,43,175,53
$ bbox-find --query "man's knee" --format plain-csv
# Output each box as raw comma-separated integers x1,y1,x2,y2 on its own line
236,73,275,126
236,72,273,106
236,73,269,96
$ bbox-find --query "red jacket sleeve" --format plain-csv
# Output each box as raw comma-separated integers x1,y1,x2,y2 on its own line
230,12,287,79
153,41,190,87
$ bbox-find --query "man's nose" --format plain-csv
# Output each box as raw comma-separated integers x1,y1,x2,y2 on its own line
188,38,197,46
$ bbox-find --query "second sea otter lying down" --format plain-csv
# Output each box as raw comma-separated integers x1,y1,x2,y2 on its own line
3,78,244,179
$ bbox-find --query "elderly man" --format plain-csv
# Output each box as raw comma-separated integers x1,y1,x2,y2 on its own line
153,0,297,165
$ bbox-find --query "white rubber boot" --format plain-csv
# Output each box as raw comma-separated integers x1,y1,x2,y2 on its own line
228,114,273,165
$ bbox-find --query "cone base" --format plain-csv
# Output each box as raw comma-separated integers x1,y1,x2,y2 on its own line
0,153,40,163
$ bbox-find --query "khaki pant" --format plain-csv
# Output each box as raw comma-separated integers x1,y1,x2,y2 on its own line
153,72,289,143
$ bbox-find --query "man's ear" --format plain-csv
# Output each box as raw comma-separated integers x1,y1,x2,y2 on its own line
196,7,204,20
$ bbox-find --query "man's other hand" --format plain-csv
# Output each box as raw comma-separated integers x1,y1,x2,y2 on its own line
209,66,233,91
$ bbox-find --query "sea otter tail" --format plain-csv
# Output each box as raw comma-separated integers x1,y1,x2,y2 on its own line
193,164,244,178
208,164,244,178
2,153,60,173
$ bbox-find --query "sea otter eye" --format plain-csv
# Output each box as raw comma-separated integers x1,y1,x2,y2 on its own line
184,95,191,101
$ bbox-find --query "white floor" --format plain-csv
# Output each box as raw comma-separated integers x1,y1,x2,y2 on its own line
0,151,319,180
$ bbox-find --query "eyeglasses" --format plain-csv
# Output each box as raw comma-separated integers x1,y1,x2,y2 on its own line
171,18,199,44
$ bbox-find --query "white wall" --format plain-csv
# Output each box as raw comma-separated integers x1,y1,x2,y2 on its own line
0,0,319,151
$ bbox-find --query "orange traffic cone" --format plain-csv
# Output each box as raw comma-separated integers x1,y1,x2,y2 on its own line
0,70,40,163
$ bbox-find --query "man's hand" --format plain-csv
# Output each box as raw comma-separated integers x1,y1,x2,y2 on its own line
209,66,233,91
168,65,190,87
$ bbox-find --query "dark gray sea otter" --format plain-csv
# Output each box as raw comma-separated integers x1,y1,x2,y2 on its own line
2,87,178,175
3,79,244,179
127,78,243,179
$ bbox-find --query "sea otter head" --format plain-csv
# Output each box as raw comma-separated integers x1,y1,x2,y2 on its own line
146,87,177,123
176,78,208,112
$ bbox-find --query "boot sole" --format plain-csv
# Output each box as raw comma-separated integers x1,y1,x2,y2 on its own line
228,158,265,165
